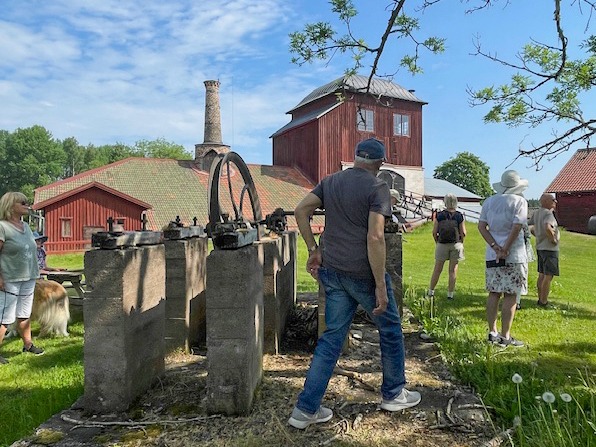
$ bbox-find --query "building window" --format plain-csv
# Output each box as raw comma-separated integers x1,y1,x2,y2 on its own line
357,109,374,132
378,170,405,195
60,218,72,238
393,114,410,136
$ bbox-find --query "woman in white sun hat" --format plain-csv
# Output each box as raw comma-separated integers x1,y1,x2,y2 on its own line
478,170,529,348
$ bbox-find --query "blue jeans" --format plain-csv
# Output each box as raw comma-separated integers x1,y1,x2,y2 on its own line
296,267,406,414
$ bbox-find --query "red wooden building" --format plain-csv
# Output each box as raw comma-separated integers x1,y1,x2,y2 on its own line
272,74,426,190
33,181,152,253
546,148,596,234
33,75,430,253
32,158,320,253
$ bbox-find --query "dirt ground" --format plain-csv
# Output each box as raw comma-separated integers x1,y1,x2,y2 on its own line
12,295,498,447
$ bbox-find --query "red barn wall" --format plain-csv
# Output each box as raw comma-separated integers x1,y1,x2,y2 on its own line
555,192,596,234
273,120,320,184
42,188,147,253
273,93,423,184
321,95,422,173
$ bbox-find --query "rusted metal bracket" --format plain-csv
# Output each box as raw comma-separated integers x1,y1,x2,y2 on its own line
163,226,205,240
260,208,325,234
163,216,204,240
91,231,163,249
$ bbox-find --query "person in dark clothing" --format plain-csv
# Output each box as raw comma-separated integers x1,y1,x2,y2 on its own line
428,193,466,300
288,138,421,430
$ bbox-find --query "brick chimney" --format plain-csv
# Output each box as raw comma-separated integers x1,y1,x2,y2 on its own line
195,80,230,170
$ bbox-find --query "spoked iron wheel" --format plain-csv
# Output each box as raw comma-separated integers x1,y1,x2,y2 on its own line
207,151,263,247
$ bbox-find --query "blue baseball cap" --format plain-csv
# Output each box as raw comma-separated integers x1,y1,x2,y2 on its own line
33,231,48,243
355,138,386,160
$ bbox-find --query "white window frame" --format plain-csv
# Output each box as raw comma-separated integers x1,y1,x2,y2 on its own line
60,217,72,238
393,113,410,137
357,109,374,132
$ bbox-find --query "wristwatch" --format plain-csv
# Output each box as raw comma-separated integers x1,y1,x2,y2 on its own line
308,244,318,254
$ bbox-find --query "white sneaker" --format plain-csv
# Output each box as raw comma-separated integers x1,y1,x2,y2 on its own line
380,388,421,411
288,406,333,429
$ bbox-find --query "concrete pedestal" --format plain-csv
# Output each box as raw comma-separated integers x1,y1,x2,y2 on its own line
164,236,208,352
205,244,264,415
257,232,297,354
82,245,166,413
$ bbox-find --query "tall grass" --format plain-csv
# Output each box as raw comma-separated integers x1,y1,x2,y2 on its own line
403,223,596,446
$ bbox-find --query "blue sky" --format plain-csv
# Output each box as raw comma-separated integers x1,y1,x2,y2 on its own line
1,1,594,199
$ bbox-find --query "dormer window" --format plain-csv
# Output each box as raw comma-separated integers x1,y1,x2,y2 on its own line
357,109,374,132
393,114,410,137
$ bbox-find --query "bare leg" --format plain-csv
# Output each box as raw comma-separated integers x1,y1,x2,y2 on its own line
17,318,33,349
539,274,553,304
487,292,501,333
537,272,544,299
0,323,6,345
500,293,517,339
448,259,458,293
429,260,445,291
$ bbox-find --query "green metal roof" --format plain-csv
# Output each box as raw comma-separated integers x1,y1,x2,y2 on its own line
34,157,319,230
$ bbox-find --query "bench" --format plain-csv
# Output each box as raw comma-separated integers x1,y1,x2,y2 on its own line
44,270,86,299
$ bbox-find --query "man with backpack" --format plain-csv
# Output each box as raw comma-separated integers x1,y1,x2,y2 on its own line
428,193,466,300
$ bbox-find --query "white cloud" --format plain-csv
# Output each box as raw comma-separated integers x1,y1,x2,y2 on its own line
0,0,306,158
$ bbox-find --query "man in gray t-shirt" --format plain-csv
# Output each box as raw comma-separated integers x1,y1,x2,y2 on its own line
312,167,391,279
531,193,560,306
288,138,421,430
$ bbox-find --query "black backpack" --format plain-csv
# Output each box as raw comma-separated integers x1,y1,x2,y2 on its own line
437,212,460,243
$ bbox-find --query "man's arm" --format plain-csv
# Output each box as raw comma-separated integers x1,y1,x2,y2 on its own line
367,211,388,315
295,193,323,279
545,221,558,244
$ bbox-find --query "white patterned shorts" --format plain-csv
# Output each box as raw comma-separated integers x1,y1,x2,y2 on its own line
485,263,526,295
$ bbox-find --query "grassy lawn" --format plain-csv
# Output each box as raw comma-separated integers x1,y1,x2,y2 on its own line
0,254,85,447
403,222,595,446
1,231,594,446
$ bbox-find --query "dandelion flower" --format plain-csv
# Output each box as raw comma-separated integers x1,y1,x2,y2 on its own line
542,392,556,403
512,373,523,384
560,393,572,403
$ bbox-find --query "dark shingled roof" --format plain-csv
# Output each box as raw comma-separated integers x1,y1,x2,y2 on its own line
545,149,596,193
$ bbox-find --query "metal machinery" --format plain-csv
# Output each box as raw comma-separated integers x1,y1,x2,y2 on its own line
206,151,263,249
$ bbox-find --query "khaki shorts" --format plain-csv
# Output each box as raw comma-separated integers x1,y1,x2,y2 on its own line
435,242,465,262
